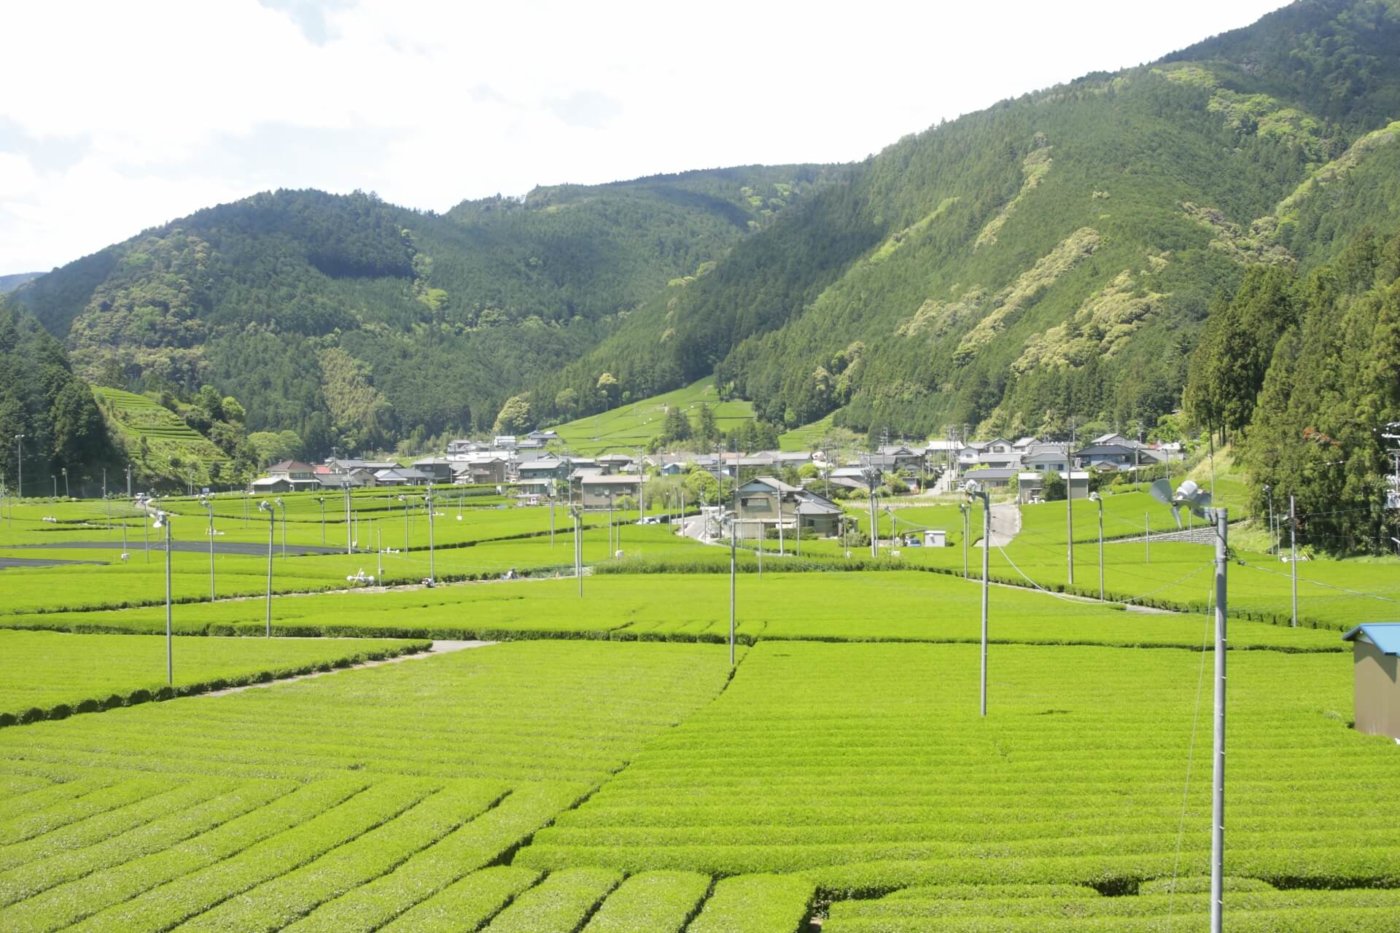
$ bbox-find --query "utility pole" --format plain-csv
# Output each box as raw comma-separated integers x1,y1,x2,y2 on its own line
959,501,970,578
153,510,174,686
863,462,880,559
1210,507,1228,933
1263,484,1275,555
259,500,275,636
964,481,991,717
571,505,583,597
199,496,216,601
1090,492,1105,600
426,491,435,583
1066,422,1075,586
1290,494,1298,627
729,472,738,669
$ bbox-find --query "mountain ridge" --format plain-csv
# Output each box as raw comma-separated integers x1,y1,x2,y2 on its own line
13,0,1400,459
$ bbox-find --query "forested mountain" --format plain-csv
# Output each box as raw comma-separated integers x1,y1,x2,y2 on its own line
530,0,1400,443
1195,230,1400,553
0,273,41,294
10,0,1400,550
0,297,113,496
14,168,837,455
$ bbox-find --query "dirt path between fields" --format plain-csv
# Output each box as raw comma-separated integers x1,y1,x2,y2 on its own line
980,502,1021,547
202,639,494,697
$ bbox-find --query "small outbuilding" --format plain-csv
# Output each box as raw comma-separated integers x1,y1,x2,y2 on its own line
1341,623,1400,741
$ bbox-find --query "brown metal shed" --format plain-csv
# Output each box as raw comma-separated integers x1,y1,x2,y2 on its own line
1341,623,1400,741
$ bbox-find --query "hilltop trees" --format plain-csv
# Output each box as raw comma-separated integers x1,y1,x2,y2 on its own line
17,172,830,451
493,394,533,435
1241,230,1400,553
0,298,114,493
1184,264,1298,444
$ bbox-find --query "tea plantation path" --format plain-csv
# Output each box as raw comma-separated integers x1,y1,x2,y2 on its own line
983,502,1021,547
202,639,494,697
10,540,349,557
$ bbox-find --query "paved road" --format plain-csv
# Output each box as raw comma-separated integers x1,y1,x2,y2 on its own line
980,503,1021,547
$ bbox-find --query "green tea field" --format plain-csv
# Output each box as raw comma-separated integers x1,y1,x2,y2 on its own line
1,488,1397,930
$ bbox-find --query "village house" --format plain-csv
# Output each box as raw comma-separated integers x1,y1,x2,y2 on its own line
575,472,642,509
1075,443,1161,472
733,476,842,540
248,460,320,494
451,455,509,485
516,454,572,498
411,457,456,483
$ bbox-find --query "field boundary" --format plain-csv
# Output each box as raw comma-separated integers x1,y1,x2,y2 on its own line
0,641,432,729
202,639,493,696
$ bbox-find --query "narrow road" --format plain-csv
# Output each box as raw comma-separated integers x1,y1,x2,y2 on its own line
202,640,494,697
982,502,1021,547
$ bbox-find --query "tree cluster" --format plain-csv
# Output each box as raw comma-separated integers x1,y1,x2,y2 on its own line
1240,229,1400,554
0,298,114,496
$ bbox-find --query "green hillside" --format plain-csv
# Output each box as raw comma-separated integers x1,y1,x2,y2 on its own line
16,168,836,454
529,0,1400,442
92,387,233,491
0,273,40,294
0,297,111,497
551,379,754,455
7,0,1400,550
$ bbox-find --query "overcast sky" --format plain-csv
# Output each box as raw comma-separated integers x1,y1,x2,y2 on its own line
1,0,1288,274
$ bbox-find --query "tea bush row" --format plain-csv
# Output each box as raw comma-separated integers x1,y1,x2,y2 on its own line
0,631,429,727
823,886,1400,931
515,642,1397,896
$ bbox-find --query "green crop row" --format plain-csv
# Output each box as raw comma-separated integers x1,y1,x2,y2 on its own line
687,873,816,933
0,572,1344,657
69,778,437,931
379,866,542,932
479,866,622,932
581,870,711,932
176,780,506,932
823,887,1400,931
514,641,1396,895
0,778,258,905
0,643,736,785
0,643,743,930
0,774,170,847
0,777,367,930
0,631,428,725
299,784,583,932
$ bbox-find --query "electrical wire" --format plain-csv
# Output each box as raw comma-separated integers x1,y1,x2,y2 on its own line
1166,588,1214,928
1233,559,1400,604
1118,563,1215,608
992,544,1100,604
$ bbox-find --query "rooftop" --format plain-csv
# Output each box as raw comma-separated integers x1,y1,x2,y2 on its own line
1342,623,1400,656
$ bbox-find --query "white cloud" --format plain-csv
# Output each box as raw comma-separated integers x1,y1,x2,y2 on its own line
0,0,1288,272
